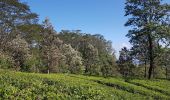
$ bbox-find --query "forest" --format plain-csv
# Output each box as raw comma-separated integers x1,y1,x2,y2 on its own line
0,0,170,99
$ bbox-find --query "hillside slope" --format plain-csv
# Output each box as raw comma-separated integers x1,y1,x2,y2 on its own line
0,70,169,100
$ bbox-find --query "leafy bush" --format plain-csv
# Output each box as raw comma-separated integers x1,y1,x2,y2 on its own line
0,69,169,99
0,51,14,69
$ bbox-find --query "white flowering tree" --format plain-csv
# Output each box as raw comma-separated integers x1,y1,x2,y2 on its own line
62,44,84,74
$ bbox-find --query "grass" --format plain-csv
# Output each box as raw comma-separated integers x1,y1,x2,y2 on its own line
0,69,169,100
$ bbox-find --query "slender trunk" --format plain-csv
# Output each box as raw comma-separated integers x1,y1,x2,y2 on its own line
148,34,154,79
38,41,40,73
144,60,147,78
47,51,50,74
153,66,155,78
166,67,168,79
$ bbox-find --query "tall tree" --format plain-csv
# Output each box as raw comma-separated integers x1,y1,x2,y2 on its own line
0,0,39,71
125,0,170,79
0,0,38,48
41,18,63,73
79,42,100,75
118,47,135,77
0,0,38,30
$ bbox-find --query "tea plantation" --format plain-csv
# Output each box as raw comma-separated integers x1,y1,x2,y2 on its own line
0,70,170,100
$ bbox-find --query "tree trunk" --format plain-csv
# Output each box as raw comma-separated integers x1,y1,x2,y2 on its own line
166,67,168,79
47,51,50,74
144,60,147,78
153,66,155,78
148,34,154,79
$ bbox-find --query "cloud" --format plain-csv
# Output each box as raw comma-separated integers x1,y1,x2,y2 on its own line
112,42,131,59
121,42,131,49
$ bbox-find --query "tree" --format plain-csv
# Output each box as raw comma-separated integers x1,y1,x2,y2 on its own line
101,52,118,77
158,48,170,79
164,49,170,79
61,44,84,74
0,0,40,72
0,0,38,50
118,47,135,77
125,0,170,79
41,18,84,74
0,0,38,30
7,33,30,71
41,18,63,73
0,50,14,69
78,42,101,75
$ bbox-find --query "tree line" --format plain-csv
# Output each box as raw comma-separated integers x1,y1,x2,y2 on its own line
0,0,118,77
0,0,170,79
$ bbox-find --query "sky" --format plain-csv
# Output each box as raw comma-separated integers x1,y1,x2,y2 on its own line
21,0,170,57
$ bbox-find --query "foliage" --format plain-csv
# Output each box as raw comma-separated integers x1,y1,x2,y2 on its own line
0,70,170,99
0,51,14,69
61,44,84,74
7,34,31,71
58,30,118,76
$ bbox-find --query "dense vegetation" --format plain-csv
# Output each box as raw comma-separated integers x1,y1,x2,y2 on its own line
0,70,170,99
0,0,118,77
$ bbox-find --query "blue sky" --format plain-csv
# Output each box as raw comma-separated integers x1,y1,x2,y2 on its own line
22,0,169,57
